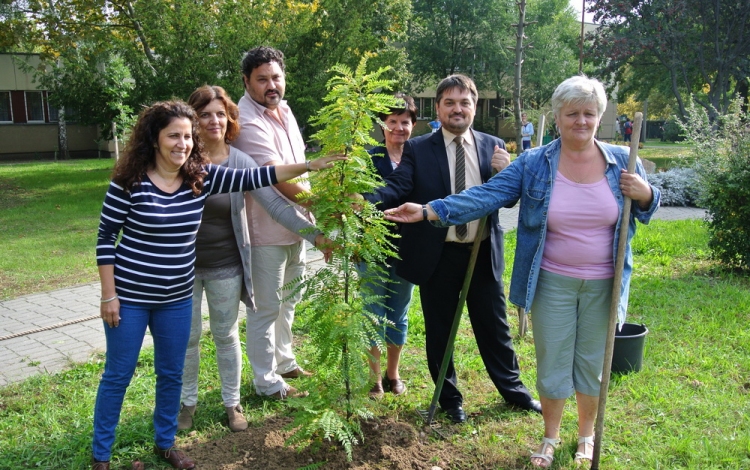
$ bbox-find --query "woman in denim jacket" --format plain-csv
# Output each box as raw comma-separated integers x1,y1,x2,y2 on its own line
385,76,660,468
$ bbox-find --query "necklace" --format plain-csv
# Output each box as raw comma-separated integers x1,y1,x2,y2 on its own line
559,155,602,184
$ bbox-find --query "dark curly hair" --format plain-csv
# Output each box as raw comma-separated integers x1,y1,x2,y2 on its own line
241,46,285,79
377,92,417,124
187,85,241,143
112,100,208,196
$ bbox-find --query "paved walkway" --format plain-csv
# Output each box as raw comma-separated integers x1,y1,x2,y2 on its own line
0,206,706,387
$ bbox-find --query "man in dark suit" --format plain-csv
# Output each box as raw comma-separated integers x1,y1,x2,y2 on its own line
365,74,540,423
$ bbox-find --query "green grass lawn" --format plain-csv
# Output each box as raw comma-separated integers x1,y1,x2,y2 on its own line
1,216,749,469
0,159,743,468
639,140,694,170
0,159,115,300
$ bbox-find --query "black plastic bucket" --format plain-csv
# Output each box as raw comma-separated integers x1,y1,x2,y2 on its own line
611,323,648,374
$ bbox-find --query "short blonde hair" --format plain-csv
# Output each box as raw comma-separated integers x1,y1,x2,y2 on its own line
551,75,607,119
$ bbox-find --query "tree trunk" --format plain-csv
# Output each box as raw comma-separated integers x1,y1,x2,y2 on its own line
513,0,527,153
57,108,68,160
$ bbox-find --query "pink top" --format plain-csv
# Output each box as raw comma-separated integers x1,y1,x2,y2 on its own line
541,171,618,279
233,92,312,246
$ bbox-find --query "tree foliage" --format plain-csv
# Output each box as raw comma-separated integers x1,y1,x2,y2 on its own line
521,0,579,107
683,98,750,269
407,0,516,92
285,56,400,460
587,0,750,121
284,0,411,130
406,0,578,125
0,0,409,140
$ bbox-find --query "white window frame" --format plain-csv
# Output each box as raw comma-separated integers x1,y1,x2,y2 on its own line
0,91,12,123
24,91,46,123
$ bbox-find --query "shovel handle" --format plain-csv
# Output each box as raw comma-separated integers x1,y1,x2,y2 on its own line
591,112,643,469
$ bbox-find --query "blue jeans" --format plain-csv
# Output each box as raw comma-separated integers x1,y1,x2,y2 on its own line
358,261,414,345
92,298,192,461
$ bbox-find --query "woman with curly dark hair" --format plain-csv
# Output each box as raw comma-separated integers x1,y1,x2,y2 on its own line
92,100,342,470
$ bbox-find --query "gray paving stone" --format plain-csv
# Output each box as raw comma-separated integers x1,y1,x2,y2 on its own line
4,337,43,356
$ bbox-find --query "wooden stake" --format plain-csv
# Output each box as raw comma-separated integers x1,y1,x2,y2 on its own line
591,112,643,469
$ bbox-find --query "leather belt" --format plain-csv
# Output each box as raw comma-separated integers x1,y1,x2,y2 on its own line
444,241,477,250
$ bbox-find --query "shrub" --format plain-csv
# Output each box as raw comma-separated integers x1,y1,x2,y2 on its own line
647,167,700,207
661,117,685,142
681,98,750,269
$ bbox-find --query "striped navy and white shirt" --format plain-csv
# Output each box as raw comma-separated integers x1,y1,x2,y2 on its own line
96,164,278,304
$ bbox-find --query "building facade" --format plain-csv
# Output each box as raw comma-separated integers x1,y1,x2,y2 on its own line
0,53,110,161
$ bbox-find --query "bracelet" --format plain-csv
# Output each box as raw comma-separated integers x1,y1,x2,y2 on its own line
306,160,312,172
101,295,118,303
422,204,428,221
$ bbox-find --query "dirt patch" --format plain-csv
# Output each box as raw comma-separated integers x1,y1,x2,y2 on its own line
186,416,461,469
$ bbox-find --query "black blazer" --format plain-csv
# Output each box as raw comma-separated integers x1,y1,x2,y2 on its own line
366,130,506,285
369,145,396,179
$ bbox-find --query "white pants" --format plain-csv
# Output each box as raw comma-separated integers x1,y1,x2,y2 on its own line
247,242,305,395
182,275,243,408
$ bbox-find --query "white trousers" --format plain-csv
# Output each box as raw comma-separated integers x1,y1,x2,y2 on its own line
181,275,243,408
247,242,305,395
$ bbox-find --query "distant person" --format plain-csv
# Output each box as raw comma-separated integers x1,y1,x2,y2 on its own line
623,118,633,142
615,119,622,140
521,112,534,151
363,74,541,424
177,86,332,433
384,75,660,468
92,100,342,470
428,116,441,133
360,93,417,399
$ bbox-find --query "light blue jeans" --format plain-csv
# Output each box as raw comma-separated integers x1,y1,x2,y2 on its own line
357,261,414,346
181,275,243,408
92,298,192,461
530,269,612,399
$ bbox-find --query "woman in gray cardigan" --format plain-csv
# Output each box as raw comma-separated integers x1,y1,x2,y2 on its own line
178,86,326,432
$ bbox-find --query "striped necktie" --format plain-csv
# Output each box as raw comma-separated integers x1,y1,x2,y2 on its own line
453,136,468,240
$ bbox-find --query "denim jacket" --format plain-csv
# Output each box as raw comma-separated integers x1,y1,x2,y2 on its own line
429,139,661,324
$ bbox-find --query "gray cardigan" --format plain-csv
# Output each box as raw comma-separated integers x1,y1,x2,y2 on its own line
228,146,320,309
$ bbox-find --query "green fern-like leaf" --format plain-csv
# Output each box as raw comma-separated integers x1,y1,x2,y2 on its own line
287,53,402,462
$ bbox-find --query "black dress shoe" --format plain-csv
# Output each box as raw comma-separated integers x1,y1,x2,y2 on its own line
510,398,542,414
442,405,467,424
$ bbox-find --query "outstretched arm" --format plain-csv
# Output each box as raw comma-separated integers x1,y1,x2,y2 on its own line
384,202,438,224
274,154,346,183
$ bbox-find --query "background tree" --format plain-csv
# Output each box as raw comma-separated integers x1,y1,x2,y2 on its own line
587,0,750,122
406,0,514,92
407,0,578,137
0,0,409,140
284,0,411,133
511,0,531,150
520,0,579,107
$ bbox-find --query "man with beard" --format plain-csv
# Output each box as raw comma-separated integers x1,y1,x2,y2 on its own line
232,46,312,399
364,74,541,423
